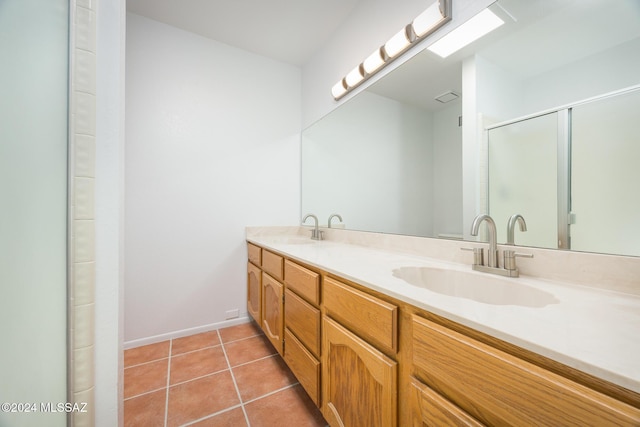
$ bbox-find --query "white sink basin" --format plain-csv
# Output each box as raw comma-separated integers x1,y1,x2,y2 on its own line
392,266,559,307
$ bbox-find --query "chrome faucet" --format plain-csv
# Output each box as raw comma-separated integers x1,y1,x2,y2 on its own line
302,213,323,240
470,214,498,268
464,214,533,277
328,213,342,228
506,214,527,245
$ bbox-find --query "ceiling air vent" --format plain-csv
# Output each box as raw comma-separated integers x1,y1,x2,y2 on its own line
435,90,459,103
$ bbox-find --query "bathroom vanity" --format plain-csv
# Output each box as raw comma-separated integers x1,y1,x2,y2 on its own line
246,227,640,426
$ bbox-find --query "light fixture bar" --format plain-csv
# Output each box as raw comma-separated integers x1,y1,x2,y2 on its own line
427,8,504,58
331,0,451,100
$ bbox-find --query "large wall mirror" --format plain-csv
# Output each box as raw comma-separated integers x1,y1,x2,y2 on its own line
301,0,640,257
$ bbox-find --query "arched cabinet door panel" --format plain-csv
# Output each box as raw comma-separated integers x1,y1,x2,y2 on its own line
262,272,283,355
247,262,261,323
322,316,397,427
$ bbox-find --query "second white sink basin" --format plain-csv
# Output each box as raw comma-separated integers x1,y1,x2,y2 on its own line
392,266,559,307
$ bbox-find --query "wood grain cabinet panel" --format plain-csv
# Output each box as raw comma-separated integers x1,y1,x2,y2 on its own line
285,288,321,358
284,328,321,406
262,250,283,281
323,276,398,354
262,272,283,355
410,377,483,427
322,316,397,427
247,262,261,323
247,243,261,266
284,260,320,305
412,315,640,426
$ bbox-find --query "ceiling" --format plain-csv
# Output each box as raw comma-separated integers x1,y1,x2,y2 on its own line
126,0,360,66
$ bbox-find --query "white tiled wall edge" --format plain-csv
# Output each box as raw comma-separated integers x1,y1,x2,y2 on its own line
69,0,96,425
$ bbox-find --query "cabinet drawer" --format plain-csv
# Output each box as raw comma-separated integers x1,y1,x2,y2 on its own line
410,377,483,426
285,288,321,358
323,277,397,354
262,250,283,281
412,315,640,426
285,328,320,406
284,260,320,306
247,243,261,266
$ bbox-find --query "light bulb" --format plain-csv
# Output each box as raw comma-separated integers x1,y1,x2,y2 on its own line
384,26,411,58
331,79,347,99
345,65,364,88
363,48,385,74
412,2,444,38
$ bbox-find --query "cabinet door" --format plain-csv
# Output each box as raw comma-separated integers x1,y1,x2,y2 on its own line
410,377,483,427
322,316,397,427
262,272,283,355
247,262,261,323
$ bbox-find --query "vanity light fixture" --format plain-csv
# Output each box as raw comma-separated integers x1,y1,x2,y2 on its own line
331,0,451,100
427,8,504,58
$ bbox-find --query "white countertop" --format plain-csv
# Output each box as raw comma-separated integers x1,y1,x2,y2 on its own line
247,230,640,394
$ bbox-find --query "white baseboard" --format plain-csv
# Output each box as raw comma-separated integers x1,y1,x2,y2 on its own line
124,316,252,350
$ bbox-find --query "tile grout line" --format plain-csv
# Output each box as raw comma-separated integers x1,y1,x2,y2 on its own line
124,355,170,370
180,404,245,426
218,329,252,427
242,382,301,406
164,339,173,427
123,386,167,401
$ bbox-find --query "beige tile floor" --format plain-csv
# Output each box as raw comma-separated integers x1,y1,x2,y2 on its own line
124,321,327,427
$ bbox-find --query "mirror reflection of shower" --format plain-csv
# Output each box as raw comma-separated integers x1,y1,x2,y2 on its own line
487,87,640,257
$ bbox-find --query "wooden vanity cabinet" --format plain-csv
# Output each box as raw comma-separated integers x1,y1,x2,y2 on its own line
283,260,322,406
411,315,640,426
246,242,640,427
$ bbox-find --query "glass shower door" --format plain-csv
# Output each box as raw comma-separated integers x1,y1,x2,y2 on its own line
570,89,640,257
487,112,562,249
0,1,69,426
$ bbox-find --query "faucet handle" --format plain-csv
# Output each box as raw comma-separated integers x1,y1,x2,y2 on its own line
461,247,484,266
503,250,533,271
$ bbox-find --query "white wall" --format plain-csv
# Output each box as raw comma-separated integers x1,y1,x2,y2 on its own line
125,14,301,344
96,0,126,425
302,91,433,236
523,37,640,114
